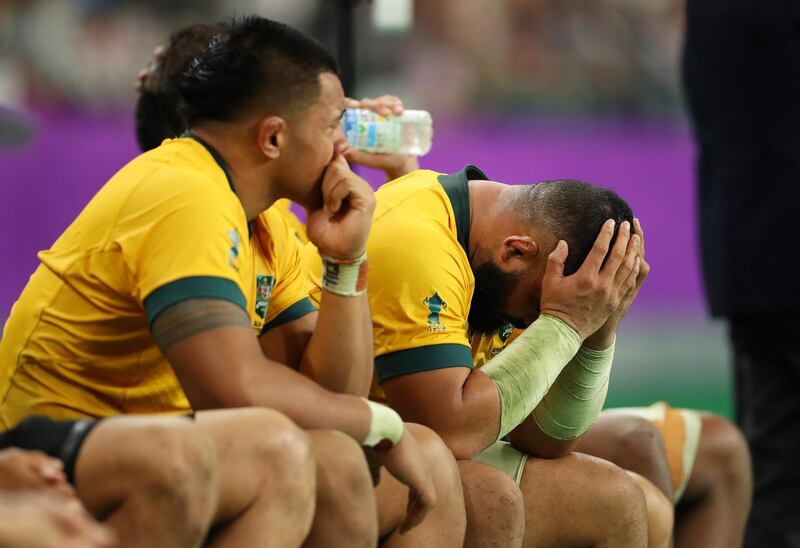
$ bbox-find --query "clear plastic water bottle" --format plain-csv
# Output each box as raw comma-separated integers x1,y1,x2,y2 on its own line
341,108,433,156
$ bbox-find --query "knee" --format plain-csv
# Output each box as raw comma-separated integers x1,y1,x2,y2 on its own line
405,423,460,486
312,430,373,504
132,420,218,534
135,419,217,488
615,416,669,472
600,414,673,498
629,472,673,548
235,408,314,475
699,414,753,496
577,454,648,526
458,460,524,536
310,430,377,545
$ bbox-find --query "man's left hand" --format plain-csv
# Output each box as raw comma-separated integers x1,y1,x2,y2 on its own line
343,95,420,181
583,217,650,350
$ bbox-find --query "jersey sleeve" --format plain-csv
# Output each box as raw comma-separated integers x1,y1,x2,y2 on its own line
258,209,316,332
119,175,249,325
368,217,473,383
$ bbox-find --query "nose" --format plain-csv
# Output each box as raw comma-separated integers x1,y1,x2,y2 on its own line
334,124,347,145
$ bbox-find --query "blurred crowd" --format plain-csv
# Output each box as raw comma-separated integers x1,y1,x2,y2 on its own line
0,0,684,116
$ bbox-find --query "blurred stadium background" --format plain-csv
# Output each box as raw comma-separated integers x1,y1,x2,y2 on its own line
0,0,730,416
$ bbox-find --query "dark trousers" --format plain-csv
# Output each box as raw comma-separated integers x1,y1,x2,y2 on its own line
731,316,800,547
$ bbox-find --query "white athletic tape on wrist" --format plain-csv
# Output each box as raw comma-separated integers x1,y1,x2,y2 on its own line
481,314,582,440
320,252,368,297
532,342,614,440
361,398,405,448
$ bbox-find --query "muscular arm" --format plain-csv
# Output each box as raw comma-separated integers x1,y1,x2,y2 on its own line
383,367,501,460
298,289,373,395
379,309,589,461
383,221,639,460
153,298,371,441
258,290,373,396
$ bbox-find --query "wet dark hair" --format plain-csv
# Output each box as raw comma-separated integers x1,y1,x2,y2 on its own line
178,15,338,126
134,22,228,151
517,180,634,275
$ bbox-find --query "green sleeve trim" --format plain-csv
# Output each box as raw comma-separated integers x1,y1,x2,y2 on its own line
262,298,316,333
375,343,473,383
144,276,247,325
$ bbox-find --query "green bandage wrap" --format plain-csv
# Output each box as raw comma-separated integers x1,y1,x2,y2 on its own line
482,314,582,440
532,342,614,440
361,398,405,448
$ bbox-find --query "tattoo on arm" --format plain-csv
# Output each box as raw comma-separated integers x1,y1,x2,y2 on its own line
152,298,252,350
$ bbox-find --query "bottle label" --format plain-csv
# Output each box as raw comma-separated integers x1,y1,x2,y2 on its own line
342,109,402,153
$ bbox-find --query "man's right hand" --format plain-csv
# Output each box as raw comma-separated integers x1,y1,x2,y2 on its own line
539,219,641,340
305,155,376,260
366,428,437,534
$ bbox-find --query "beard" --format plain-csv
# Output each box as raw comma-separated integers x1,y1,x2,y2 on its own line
468,261,525,335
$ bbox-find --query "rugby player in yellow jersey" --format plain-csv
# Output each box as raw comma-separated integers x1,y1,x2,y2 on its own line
0,16,473,547
303,166,752,547
128,25,477,544
304,166,655,547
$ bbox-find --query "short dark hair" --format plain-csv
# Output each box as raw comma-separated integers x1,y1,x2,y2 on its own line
518,180,634,275
178,15,339,126
135,22,228,151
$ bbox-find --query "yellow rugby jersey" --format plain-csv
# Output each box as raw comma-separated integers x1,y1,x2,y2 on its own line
0,135,314,428
302,166,487,401
251,207,316,335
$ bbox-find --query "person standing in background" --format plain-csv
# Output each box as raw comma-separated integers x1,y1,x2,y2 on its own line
682,1,796,545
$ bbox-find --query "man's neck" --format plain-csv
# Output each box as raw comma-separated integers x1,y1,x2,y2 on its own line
466,180,506,265
190,126,277,220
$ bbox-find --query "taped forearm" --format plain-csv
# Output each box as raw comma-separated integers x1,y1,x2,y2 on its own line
532,342,614,440
481,314,582,440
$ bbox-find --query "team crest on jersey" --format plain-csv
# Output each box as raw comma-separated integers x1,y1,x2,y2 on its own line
423,292,448,332
255,275,275,320
227,228,241,271
489,324,516,358
499,323,515,343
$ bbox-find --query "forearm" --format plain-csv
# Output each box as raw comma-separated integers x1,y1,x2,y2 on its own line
192,355,372,442
392,316,584,458
481,314,582,440
299,289,373,396
507,342,614,456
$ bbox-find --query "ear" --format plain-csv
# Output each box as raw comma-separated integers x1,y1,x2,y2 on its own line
498,235,539,269
256,116,285,160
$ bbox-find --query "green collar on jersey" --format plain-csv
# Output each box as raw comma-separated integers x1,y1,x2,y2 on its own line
181,131,252,236
181,131,237,194
437,165,487,258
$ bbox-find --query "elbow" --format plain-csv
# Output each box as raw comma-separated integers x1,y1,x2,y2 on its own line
182,379,259,411
298,362,371,398
505,429,578,459
435,428,489,460
186,390,255,411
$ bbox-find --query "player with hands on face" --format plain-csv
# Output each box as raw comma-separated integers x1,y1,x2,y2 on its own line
0,16,467,547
